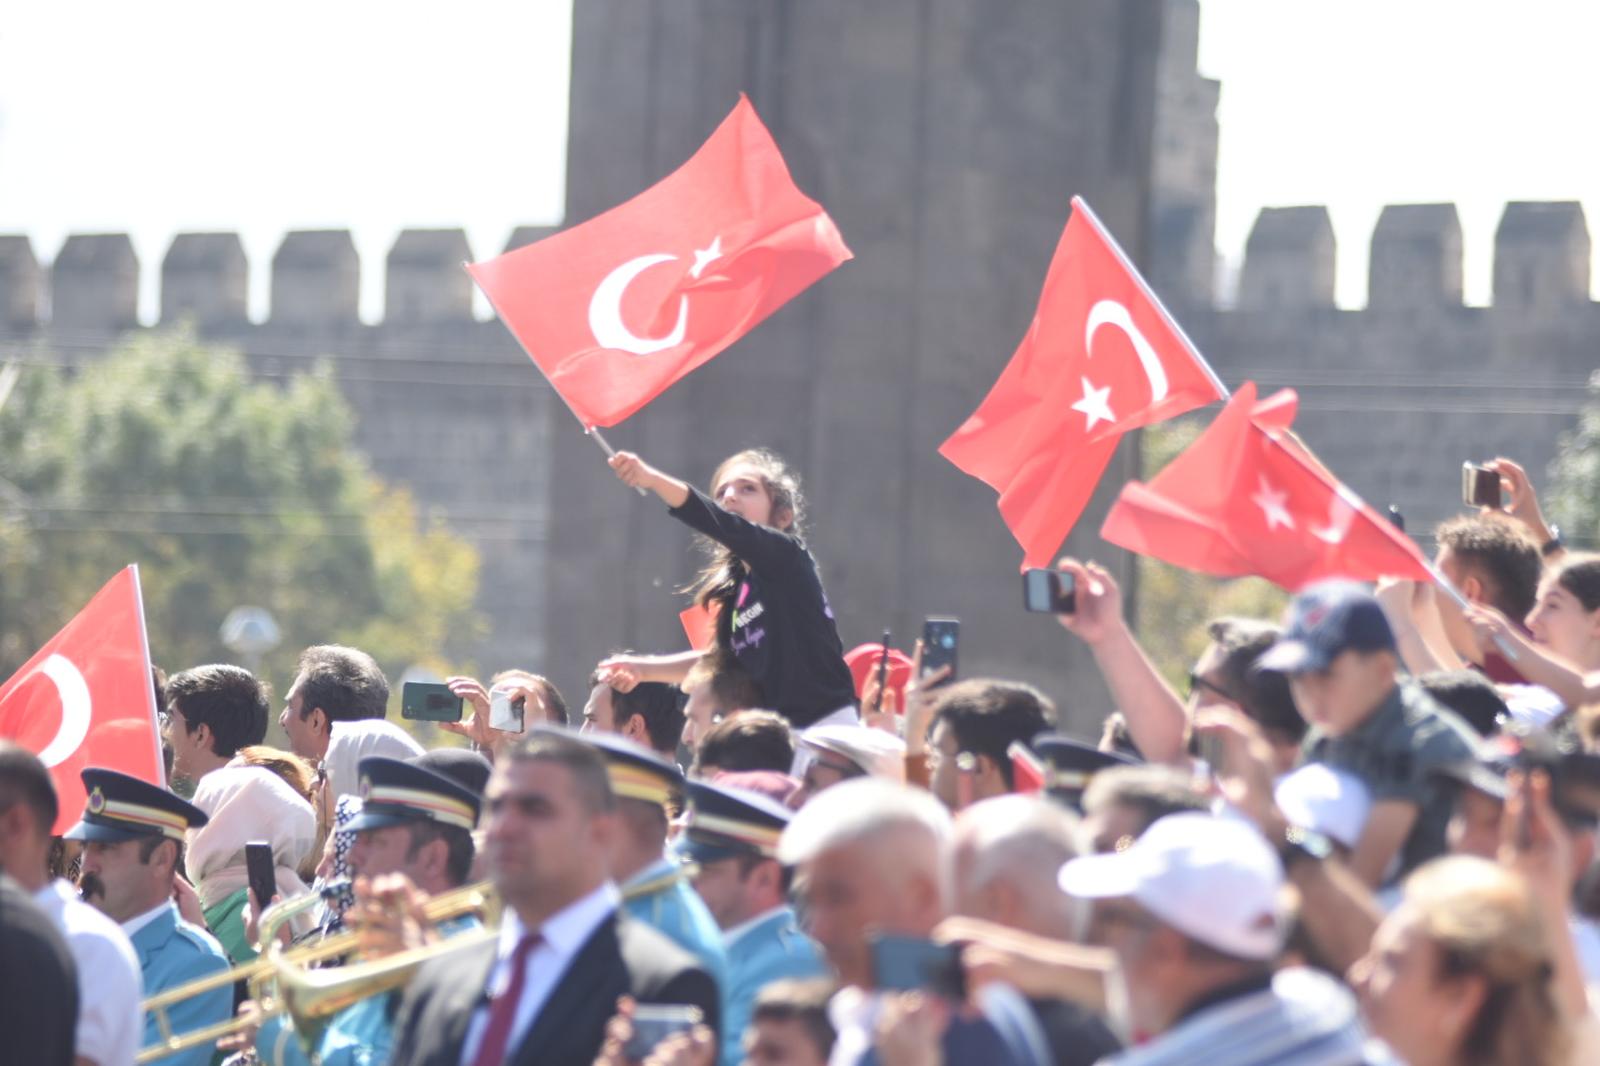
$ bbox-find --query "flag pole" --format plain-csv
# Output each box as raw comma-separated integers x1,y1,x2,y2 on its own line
465,264,647,496
1071,197,1231,402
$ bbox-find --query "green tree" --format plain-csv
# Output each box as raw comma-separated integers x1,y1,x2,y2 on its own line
0,328,484,704
1547,369,1600,549
1130,416,1288,688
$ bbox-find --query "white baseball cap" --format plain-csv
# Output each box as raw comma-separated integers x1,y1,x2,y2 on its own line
1058,812,1286,960
1274,763,1371,851
798,723,907,782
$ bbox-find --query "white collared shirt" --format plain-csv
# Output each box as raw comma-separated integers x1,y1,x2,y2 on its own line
458,881,622,1066
33,879,143,1066
120,899,171,940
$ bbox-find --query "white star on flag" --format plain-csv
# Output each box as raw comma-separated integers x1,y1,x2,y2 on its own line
1251,475,1296,531
1070,376,1116,432
690,236,723,279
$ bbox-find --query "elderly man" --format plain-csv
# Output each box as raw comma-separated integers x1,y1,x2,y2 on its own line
1059,812,1366,1064
952,795,1120,1065
778,778,1033,1066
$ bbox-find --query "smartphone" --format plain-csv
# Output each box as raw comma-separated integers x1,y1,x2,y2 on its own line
245,841,276,911
623,1005,703,1059
1022,568,1076,614
920,617,959,686
401,681,464,723
489,690,526,733
1462,462,1502,509
870,934,967,999
1386,505,1405,532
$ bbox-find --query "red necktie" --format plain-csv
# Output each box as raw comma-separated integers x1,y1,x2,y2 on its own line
471,932,541,1066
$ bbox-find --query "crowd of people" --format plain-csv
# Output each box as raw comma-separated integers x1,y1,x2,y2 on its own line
4,446,1600,1066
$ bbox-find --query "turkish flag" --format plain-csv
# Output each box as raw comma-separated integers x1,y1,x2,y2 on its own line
679,604,717,652
1008,741,1046,794
0,567,164,833
939,197,1226,568
468,95,852,428
1100,383,1433,590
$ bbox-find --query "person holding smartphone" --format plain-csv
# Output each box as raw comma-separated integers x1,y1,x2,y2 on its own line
606,448,857,730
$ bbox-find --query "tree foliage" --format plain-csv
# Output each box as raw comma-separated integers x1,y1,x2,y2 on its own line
1547,369,1600,550
0,328,484,697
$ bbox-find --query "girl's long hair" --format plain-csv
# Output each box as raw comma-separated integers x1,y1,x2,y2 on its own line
687,448,807,612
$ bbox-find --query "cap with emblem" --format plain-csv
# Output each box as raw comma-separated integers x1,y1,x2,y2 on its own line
676,779,795,866
1255,580,1396,675
576,730,685,807
1032,735,1138,809
65,768,208,843
347,756,482,832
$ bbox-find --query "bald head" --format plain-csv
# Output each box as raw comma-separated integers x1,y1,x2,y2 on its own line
953,794,1084,940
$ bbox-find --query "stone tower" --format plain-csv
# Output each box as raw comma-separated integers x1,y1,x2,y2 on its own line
543,0,1172,721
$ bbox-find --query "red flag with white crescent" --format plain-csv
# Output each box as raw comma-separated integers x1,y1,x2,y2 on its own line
939,197,1227,569
0,566,164,833
467,95,852,428
1100,383,1434,590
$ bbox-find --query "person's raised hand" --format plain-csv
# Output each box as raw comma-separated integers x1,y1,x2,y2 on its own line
244,884,287,952
351,872,436,960
1462,602,1516,659
610,451,662,493
593,996,637,1066
1499,769,1573,910
1054,558,1125,647
874,992,948,1066
1489,458,1554,542
441,676,496,746
172,871,206,928
214,999,264,1054
860,668,900,734
901,639,949,756
1193,707,1288,841
1374,577,1419,627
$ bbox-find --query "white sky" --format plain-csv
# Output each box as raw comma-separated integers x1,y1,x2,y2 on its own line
0,1,1595,322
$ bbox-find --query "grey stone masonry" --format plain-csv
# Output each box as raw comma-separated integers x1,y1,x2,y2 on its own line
162,233,249,328
1368,204,1463,310
1238,206,1336,310
1494,201,1591,311
52,234,139,333
271,230,360,327
386,229,474,324
0,236,39,330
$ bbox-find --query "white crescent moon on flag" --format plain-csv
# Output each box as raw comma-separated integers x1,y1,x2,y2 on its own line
1084,299,1169,402
33,653,92,768
588,254,689,356
1312,486,1361,544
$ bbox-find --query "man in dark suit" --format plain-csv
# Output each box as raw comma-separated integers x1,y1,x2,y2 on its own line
390,730,718,1066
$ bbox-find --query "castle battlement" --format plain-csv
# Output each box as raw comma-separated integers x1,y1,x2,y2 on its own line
0,204,1587,338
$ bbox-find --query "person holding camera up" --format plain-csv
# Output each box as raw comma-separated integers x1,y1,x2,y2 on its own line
605,448,857,730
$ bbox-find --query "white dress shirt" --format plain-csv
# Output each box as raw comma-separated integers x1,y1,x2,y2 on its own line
323,719,425,800
458,881,622,1066
33,879,144,1066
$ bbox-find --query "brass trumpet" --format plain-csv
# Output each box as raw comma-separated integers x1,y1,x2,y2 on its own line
137,879,497,1064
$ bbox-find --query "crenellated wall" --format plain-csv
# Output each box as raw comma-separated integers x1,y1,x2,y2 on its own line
0,192,1594,677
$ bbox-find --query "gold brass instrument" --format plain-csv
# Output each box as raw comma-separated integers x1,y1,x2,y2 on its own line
136,879,497,1064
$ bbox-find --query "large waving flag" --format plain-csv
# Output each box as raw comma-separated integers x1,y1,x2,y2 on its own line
1100,383,1433,590
939,197,1226,568
0,566,165,833
468,95,852,428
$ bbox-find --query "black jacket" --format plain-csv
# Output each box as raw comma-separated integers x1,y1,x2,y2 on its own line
389,909,719,1066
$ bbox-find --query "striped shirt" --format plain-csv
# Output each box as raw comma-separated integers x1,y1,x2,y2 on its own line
1101,967,1367,1066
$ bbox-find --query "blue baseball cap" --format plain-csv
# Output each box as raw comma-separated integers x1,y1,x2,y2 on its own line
1255,580,1396,675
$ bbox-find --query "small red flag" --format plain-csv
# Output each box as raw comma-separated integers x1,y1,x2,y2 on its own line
1100,383,1433,590
679,604,717,652
939,197,1226,568
468,95,852,428
1008,741,1046,794
0,567,164,834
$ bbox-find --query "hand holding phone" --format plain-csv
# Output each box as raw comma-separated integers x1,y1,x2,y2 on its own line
920,618,959,687
870,933,967,1000
489,689,527,733
1462,462,1502,509
623,1005,703,1059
